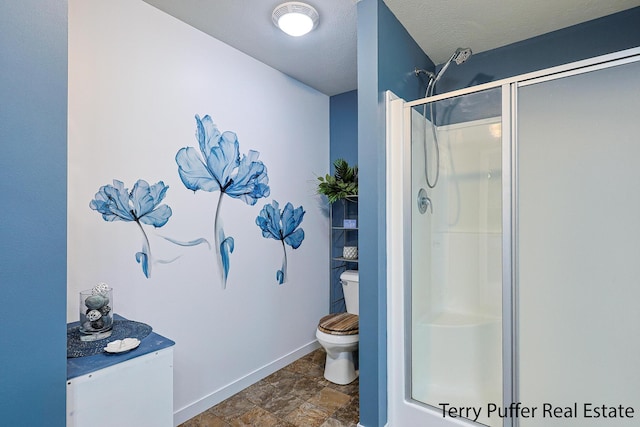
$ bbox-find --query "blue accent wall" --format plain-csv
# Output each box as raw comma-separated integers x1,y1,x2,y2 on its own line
0,1,68,425
356,1,433,425
330,90,358,166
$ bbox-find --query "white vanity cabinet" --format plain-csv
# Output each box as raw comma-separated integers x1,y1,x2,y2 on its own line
66,318,175,427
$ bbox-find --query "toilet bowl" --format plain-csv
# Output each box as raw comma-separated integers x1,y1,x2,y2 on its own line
316,270,359,385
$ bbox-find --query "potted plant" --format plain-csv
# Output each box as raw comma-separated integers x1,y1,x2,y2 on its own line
317,158,358,203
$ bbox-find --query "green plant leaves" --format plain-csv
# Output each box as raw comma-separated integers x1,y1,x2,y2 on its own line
317,159,358,203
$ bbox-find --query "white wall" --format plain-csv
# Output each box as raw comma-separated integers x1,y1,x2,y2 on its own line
68,0,329,422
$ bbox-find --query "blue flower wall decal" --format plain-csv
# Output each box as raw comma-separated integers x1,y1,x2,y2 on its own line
90,179,209,278
176,114,270,288
90,179,172,278
256,200,305,284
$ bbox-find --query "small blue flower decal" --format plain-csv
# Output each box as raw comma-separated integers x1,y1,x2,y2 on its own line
90,179,209,278
176,115,270,288
90,179,172,278
256,200,305,284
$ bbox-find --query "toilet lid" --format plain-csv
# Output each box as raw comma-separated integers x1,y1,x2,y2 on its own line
318,313,359,335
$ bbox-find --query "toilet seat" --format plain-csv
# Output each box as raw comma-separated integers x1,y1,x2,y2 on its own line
318,313,358,335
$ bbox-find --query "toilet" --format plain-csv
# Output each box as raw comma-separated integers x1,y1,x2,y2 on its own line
316,270,359,385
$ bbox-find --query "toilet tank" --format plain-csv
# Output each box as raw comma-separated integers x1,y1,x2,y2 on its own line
340,270,359,315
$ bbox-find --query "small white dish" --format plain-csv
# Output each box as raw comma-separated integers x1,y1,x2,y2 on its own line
104,337,141,353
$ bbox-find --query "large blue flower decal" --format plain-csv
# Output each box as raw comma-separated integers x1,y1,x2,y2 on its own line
256,200,305,284
176,115,270,288
90,179,172,278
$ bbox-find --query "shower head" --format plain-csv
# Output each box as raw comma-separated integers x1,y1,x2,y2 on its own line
414,47,473,101
434,47,473,83
452,47,472,65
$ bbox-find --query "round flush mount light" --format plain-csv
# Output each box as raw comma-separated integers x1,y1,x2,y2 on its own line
272,2,319,37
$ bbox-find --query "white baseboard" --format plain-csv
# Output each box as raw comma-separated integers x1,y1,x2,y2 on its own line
173,340,321,426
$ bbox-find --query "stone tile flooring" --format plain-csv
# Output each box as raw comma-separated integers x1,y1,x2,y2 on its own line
179,348,359,427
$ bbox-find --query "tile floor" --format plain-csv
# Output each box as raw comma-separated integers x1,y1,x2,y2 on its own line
179,348,359,427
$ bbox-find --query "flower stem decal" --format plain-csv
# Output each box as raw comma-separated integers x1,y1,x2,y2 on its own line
134,219,152,277
176,115,270,288
215,193,234,283
256,200,305,284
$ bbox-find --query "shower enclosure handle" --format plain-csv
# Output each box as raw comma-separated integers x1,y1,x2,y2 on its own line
417,188,433,214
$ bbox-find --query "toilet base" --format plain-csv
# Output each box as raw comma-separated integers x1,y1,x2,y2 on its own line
323,350,358,385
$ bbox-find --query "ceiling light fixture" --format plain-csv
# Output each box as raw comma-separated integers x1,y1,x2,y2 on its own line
272,2,319,37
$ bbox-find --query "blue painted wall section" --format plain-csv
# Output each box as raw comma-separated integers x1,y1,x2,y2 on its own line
0,1,68,426
433,6,640,126
357,1,433,425
436,6,640,94
330,90,358,166
356,2,381,424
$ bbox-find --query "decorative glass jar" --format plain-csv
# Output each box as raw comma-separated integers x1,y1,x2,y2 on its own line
79,284,113,341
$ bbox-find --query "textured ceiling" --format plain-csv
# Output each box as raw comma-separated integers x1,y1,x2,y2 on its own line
142,0,357,96
142,0,640,96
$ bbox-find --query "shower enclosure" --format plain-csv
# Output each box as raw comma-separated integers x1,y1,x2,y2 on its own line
387,47,640,427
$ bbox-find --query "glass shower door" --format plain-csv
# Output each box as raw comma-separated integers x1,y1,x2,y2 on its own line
517,59,640,427
410,87,503,427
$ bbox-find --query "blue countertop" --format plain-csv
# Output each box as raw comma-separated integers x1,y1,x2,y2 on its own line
67,314,175,380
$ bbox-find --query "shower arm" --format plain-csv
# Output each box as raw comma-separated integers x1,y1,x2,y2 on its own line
434,57,454,84
434,47,473,84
